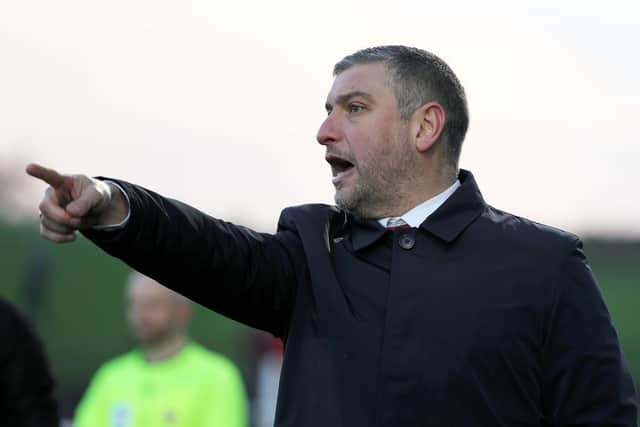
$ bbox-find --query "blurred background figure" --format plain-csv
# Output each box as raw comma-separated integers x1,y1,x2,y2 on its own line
0,297,59,427
21,239,52,325
247,332,283,427
74,272,248,427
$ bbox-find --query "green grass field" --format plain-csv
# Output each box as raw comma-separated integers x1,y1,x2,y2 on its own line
1,222,638,417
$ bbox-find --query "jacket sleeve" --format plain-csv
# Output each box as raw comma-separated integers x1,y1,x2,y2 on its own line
0,300,59,427
541,239,638,426
82,179,304,337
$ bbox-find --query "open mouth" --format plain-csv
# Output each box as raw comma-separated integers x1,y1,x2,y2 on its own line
326,154,355,184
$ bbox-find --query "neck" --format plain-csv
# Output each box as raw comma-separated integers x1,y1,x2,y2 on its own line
381,164,458,218
142,334,187,363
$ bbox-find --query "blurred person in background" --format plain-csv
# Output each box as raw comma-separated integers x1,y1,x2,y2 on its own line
248,333,283,427
0,297,59,426
74,272,247,427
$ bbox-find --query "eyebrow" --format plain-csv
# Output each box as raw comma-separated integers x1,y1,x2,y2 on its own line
325,91,374,111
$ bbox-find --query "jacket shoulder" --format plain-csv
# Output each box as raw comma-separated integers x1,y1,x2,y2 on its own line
480,205,581,254
277,203,338,230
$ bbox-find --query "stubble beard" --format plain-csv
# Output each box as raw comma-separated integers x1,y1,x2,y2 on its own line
132,323,176,348
335,132,418,219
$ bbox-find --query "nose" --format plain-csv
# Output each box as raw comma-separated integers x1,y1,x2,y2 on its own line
316,112,341,146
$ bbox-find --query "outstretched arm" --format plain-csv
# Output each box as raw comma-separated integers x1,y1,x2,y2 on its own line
26,164,301,336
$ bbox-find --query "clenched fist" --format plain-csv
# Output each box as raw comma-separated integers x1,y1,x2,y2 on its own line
26,163,129,243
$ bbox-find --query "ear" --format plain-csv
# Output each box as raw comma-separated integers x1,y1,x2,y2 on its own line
411,102,446,152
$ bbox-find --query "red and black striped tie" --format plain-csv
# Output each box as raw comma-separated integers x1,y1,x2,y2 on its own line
386,218,410,230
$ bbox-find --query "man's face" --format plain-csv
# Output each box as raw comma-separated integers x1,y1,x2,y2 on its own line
317,62,418,218
126,278,185,347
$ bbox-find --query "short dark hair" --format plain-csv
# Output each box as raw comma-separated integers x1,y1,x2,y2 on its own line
334,46,469,169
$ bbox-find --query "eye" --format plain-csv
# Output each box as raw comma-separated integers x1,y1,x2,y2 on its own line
348,103,366,113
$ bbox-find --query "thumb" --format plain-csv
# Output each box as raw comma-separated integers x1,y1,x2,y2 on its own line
65,178,112,217
65,191,100,217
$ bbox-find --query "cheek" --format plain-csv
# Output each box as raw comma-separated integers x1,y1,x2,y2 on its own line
148,310,171,326
344,127,378,160
130,307,160,324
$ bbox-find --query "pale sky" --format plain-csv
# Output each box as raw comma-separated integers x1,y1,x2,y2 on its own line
1,0,639,237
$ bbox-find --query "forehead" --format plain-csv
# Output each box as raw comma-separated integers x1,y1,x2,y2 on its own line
327,62,394,103
128,277,171,301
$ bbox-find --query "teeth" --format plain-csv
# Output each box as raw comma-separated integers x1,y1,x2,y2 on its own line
332,170,350,185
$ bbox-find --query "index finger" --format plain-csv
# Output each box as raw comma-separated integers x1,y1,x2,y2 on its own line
25,163,66,188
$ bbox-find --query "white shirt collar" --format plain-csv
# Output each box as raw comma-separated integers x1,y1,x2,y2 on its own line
377,180,461,228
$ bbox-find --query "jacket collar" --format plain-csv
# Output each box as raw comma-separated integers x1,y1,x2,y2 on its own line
419,169,485,242
345,169,486,251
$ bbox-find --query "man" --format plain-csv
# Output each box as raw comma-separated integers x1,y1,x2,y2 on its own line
0,298,59,427
74,272,247,427
28,46,637,426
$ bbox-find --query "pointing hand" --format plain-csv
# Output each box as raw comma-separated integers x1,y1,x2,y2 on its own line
26,163,127,242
